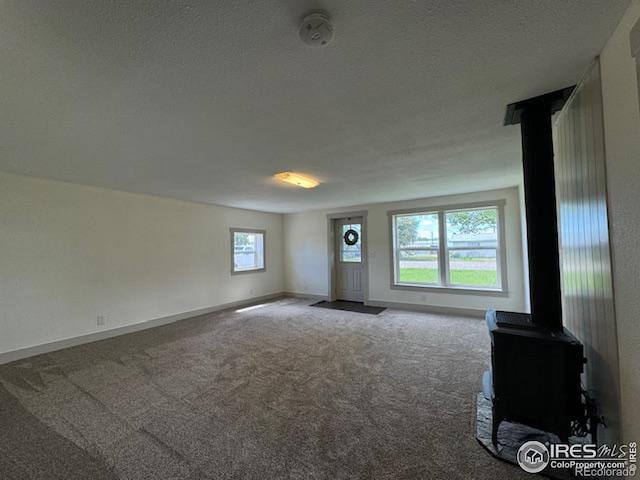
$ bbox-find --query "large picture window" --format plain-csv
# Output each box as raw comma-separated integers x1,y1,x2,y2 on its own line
390,203,505,292
231,229,265,274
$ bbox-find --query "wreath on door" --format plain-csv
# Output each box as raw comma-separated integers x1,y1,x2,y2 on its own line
343,229,359,246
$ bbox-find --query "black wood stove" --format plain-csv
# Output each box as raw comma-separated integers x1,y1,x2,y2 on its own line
484,311,584,443
482,87,590,445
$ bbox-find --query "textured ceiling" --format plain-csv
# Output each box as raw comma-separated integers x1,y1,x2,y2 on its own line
0,1,629,213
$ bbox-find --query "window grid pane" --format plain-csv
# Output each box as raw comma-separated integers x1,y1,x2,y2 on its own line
395,213,440,248
397,249,439,284
447,248,498,287
393,211,441,284
445,208,498,249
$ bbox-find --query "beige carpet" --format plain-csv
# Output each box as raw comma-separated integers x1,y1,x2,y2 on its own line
0,298,529,479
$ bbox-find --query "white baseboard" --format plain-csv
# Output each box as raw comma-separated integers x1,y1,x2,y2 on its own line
364,299,485,318
0,292,285,365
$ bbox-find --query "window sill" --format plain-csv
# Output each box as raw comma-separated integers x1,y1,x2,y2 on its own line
231,268,266,275
390,283,508,297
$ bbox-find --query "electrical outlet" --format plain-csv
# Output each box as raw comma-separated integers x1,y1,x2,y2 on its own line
250,288,255,295
97,316,105,326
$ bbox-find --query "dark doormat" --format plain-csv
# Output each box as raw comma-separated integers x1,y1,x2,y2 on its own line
311,300,386,315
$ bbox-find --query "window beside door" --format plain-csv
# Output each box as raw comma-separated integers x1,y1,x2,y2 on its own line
390,203,506,292
231,229,265,274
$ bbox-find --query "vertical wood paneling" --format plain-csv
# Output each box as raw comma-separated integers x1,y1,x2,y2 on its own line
553,58,620,444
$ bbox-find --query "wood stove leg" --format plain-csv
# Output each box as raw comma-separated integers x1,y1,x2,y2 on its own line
492,415,502,445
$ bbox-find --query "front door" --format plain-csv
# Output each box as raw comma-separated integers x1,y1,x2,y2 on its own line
335,217,365,302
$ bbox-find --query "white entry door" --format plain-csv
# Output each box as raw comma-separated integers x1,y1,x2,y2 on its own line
335,217,365,302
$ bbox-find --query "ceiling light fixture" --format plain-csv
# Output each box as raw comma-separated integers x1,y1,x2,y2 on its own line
274,171,319,189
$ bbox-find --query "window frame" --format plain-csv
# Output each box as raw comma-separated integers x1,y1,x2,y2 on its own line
230,228,266,275
388,200,508,296
338,221,363,264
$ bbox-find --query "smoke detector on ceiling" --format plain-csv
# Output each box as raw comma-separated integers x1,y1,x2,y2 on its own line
299,11,333,47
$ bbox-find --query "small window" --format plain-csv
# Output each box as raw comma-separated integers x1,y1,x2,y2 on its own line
231,229,265,274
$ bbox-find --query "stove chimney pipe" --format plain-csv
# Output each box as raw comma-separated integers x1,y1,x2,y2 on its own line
504,87,574,331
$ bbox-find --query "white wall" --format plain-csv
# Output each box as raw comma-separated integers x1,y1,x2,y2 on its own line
284,187,526,314
599,0,640,445
0,172,284,355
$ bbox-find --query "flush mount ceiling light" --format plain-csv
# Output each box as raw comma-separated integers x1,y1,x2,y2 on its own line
274,171,320,189
299,11,333,47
